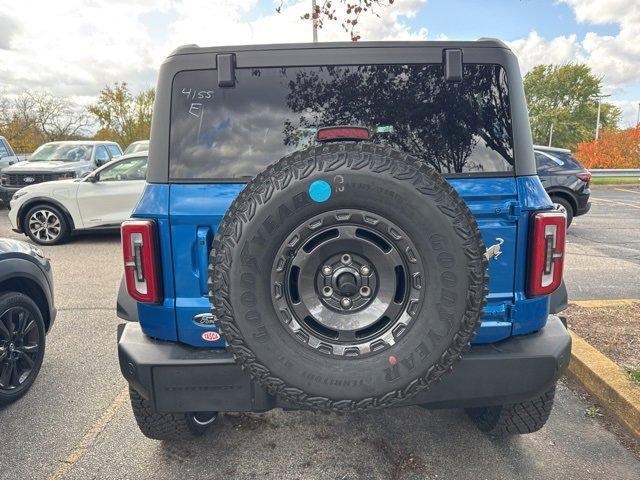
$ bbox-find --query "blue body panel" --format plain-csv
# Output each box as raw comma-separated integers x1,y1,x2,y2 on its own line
132,175,554,347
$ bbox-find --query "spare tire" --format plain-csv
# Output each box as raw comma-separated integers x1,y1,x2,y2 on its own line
209,142,487,411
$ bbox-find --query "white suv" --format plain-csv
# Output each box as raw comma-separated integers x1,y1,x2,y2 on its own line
8,152,147,245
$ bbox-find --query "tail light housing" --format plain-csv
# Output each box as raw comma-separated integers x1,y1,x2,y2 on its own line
121,220,162,303
577,171,592,184
527,211,566,297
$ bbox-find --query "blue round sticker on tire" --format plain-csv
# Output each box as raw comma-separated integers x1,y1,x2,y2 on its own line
309,180,332,203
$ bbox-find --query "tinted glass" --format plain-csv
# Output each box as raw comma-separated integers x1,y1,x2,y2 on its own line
552,151,583,169
170,64,514,180
0,141,9,158
535,152,560,170
99,157,147,181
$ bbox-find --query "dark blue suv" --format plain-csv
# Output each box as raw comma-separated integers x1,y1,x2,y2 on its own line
117,40,571,441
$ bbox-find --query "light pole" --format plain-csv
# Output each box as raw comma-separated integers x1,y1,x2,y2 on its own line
548,123,554,147
595,94,611,142
636,102,639,126
312,0,318,43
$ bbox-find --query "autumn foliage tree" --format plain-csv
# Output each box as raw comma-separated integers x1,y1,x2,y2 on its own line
89,83,154,148
574,126,640,169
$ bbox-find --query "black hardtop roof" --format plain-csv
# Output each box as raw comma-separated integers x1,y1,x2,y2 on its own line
169,38,511,57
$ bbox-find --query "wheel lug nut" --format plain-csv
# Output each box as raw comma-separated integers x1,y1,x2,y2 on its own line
322,286,333,298
359,286,371,297
341,297,352,308
322,265,333,276
341,254,352,265
360,265,370,276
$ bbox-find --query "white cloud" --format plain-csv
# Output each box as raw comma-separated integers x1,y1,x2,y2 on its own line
507,1,640,128
0,0,426,100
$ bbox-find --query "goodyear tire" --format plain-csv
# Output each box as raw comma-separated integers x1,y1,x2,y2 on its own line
209,143,488,411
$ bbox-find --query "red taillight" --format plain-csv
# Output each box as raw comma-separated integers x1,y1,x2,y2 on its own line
527,211,566,297
577,171,592,184
121,220,162,303
316,126,370,142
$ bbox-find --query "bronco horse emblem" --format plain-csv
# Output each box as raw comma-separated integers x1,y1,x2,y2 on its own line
484,238,504,260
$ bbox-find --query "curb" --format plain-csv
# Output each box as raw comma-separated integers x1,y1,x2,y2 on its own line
567,330,640,440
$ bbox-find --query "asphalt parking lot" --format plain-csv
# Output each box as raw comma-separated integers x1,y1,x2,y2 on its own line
564,187,640,300
0,187,638,480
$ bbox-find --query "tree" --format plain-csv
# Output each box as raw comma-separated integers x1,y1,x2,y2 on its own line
89,83,154,148
277,0,397,41
524,64,620,149
574,126,640,169
0,90,92,153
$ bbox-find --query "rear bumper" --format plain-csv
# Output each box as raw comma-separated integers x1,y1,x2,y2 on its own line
119,315,571,413
575,191,591,216
576,200,591,216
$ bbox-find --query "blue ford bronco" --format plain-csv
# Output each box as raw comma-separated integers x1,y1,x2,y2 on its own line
116,39,571,441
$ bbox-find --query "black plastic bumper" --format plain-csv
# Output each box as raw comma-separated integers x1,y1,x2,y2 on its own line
0,186,18,205
118,316,571,413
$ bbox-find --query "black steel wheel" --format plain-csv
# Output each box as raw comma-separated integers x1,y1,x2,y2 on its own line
0,292,46,406
273,210,422,357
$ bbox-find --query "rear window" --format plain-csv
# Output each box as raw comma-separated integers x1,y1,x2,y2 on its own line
170,64,514,181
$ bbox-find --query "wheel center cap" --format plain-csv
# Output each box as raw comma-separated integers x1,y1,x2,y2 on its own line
336,272,358,296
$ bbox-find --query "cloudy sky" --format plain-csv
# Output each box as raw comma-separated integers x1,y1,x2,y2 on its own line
0,0,638,127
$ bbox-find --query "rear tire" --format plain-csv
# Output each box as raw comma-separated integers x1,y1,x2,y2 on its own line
24,204,70,245
129,387,218,441
0,292,46,406
550,196,573,227
465,385,556,436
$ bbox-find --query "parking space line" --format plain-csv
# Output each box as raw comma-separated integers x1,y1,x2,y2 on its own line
48,386,129,480
614,188,640,195
590,197,640,209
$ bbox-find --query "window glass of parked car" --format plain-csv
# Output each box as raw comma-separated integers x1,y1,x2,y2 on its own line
0,141,9,158
124,141,149,155
95,145,111,165
31,144,93,162
535,152,562,172
548,151,582,169
107,144,122,158
98,157,147,182
169,64,514,180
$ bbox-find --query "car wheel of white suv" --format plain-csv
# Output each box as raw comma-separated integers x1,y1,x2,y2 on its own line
24,204,70,245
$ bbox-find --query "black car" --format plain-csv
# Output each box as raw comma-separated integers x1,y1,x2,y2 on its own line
534,145,592,226
0,238,55,405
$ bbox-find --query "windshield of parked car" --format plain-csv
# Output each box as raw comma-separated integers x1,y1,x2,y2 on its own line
124,141,149,155
30,143,94,162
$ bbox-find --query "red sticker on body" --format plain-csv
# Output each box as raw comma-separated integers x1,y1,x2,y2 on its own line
202,331,221,342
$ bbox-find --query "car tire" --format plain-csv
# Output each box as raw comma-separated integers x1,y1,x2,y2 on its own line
0,292,47,406
24,204,71,245
129,387,218,441
550,196,573,228
209,142,488,412
465,385,556,436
